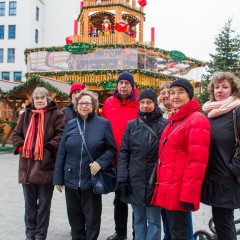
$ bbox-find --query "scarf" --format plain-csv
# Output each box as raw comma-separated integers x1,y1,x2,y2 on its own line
202,96,240,118
22,109,46,160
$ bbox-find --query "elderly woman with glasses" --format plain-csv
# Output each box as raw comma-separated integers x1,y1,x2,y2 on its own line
151,79,211,239
53,89,117,240
12,86,65,240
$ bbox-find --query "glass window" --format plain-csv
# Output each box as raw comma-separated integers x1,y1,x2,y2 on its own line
14,71,22,82
0,25,4,39
7,48,15,63
0,48,3,63
9,1,16,16
36,6,39,21
0,2,5,16
2,72,10,80
35,29,38,43
8,25,15,39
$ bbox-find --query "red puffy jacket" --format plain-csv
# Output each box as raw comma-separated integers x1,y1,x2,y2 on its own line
151,98,211,211
102,89,139,164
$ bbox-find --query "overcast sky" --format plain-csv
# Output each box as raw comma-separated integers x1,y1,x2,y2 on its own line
143,0,240,62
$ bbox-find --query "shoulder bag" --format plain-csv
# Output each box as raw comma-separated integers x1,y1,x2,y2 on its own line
76,119,117,194
138,119,160,185
233,106,240,184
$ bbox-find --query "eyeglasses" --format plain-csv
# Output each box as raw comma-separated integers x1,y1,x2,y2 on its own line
77,102,92,107
139,101,154,106
72,90,81,94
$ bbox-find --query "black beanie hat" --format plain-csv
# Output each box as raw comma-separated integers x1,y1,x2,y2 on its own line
117,72,135,88
170,79,194,99
139,88,158,104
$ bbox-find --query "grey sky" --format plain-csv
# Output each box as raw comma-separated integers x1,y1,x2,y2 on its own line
143,0,240,61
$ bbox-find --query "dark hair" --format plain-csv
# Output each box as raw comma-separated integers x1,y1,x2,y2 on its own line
208,72,240,101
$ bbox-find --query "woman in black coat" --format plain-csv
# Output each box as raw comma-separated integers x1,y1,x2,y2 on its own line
53,90,116,240
201,72,240,240
117,88,167,240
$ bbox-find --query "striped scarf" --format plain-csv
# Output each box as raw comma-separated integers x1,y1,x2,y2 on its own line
22,109,47,160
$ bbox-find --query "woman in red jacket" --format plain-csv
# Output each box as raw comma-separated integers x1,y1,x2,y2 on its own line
151,79,211,239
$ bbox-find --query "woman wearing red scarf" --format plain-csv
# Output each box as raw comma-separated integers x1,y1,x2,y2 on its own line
12,86,65,240
201,72,240,240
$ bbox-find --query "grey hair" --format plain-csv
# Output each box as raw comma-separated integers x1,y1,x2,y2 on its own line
32,86,51,103
73,89,99,111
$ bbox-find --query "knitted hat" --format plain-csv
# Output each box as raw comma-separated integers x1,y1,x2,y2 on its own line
139,88,158,104
117,72,134,88
170,79,194,99
69,82,86,97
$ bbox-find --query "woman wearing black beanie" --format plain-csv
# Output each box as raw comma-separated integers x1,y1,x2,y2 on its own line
117,88,167,240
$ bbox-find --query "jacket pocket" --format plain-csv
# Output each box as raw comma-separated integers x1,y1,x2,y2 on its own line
64,164,72,183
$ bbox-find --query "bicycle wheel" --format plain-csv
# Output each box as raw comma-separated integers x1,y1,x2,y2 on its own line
209,218,217,234
194,230,213,240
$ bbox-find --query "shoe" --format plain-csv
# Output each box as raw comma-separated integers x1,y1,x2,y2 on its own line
107,232,127,240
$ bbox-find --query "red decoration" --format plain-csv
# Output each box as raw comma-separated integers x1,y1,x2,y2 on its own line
74,19,78,35
138,0,147,7
115,22,128,32
66,35,73,44
151,27,155,42
80,1,83,9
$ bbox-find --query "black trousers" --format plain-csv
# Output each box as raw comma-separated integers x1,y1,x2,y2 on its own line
114,188,128,237
65,187,102,240
212,206,237,240
22,183,54,240
166,210,190,240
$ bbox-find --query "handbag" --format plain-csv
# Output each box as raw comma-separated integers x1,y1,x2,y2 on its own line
76,119,117,194
233,106,240,184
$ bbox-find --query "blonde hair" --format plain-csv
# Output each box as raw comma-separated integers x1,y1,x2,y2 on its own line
208,72,240,101
158,81,172,105
73,89,99,111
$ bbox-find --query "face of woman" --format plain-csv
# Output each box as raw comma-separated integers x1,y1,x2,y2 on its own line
33,94,48,109
139,98,155,113
170,87,190,110
214,80,232,101
77,95,93,119
159,87,171,108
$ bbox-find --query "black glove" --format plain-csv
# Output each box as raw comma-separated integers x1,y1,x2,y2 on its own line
118,182,132,196
181,202,195,211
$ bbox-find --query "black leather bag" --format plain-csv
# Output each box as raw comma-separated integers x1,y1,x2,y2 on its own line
76,119,117,194
91,164,117,194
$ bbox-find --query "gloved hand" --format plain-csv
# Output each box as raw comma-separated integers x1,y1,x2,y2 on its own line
118,182,132,196
181,202,195,211
89,162,101,175
55,185,64,193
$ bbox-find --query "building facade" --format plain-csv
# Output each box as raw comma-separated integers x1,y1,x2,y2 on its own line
0,0,80,82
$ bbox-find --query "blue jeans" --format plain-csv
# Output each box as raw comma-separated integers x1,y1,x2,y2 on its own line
162,208,194,240
131,204,161,240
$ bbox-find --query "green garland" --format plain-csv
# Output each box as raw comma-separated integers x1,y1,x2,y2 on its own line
24,44,206,67
1,75,68,98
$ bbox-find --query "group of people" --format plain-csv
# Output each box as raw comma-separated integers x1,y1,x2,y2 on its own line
12,71,240,240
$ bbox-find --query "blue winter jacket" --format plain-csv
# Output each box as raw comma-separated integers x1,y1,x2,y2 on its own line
53,112,117,190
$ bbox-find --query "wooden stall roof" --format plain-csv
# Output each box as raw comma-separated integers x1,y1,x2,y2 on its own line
0,80,21,93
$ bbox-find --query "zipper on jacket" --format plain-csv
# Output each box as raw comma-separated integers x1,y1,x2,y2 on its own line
78,120,86,188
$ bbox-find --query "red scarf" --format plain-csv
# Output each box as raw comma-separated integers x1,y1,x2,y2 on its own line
22,109,47,160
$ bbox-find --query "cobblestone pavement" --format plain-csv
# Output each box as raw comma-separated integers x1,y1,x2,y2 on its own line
0,152,239,240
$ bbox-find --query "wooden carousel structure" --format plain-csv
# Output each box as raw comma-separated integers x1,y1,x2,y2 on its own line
24,0,205,92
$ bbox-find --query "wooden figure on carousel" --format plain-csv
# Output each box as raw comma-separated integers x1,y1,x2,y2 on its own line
102,17,112,36
130,24,137,38
115,18,129,34
89,22,94,37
